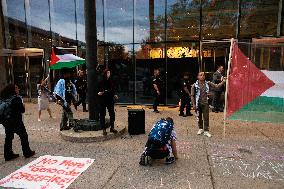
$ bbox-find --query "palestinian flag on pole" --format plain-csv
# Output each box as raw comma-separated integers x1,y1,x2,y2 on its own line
49,47,85,70
226,42,284,123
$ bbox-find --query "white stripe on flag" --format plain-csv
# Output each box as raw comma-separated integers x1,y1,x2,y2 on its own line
261,84,284,98
261,70,284,84
57,54,85,62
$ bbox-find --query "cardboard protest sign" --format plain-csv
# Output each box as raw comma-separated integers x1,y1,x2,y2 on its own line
0,155,94,189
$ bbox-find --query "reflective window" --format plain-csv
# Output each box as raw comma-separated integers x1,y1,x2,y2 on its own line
96,0,104,41
167,0,200,41
77,0,85,43
202,0,238,40
134,0,165,43
29,0,50,31
240,0,279,37
107,44,134,103
135,43,166,104
166,42,199,104
6,0,25,22
29,0,51,48
5,0,27,48
105,0,133,44
51,0,76,46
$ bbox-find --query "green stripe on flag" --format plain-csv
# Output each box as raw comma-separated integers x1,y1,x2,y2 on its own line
49,60,85,70
228,96,284,123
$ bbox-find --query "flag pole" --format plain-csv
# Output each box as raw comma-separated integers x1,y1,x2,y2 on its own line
223,38,234,138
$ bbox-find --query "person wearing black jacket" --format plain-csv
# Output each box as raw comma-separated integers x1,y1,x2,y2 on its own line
212,65,224,113
75,70,88,112
152,68,164,113
0,84,35,161
98,69,118,136
179,73,193,117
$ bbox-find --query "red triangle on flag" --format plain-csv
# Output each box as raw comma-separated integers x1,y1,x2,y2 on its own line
226,43,275,118
50,47,60,66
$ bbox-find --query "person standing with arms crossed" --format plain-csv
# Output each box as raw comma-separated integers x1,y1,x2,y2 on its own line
191,72,226,138
152,68,164,113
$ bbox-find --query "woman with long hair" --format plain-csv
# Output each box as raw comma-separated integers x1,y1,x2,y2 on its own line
0,84,35,161
98,69,118,136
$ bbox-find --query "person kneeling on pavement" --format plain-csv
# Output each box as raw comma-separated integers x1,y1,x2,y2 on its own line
139,117,178,165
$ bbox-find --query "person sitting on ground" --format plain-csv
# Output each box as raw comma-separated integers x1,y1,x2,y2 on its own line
0,84,35,161
139,117,178,165
37,75,54,121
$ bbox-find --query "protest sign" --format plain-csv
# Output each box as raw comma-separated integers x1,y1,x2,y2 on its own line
0,155,94,189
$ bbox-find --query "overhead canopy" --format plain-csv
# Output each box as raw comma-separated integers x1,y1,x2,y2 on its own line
0,48,44,57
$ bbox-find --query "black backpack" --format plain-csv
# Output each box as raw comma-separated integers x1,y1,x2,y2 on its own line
0,96,15,124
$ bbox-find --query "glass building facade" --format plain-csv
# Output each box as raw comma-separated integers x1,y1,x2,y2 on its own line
0,0,283,104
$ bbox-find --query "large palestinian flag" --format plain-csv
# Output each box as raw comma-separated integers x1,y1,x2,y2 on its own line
226,43,284,123
49,47,85,70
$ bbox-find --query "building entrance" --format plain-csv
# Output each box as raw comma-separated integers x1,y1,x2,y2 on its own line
0,48,45,99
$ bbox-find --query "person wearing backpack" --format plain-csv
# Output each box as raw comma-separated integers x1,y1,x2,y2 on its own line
191,72,226,138
0,84,35,161
139,117,178,165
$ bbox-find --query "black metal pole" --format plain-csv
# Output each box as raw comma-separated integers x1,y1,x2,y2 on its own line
236,0,241,39
165,0,168,105
149,0,154,42
0,1,5,49
199,0,203,71
133,0,136,104
74,0,78,45
84,0,98,120
277,0,283,36
23,0,29,48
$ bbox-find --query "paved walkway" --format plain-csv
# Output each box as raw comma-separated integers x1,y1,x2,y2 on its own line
0,103,284,189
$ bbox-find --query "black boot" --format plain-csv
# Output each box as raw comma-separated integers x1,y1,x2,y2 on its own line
24,151,35,158
103,129,107,136
110,128,118,134
5,153,20,161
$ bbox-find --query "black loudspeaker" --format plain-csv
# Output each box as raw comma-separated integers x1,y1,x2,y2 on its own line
128,109,145,135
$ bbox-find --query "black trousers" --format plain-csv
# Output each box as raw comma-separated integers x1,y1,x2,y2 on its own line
212,91,223,111
3,121,32,158
146,140,170,159
60,105,73,130
153,93,160,111
77,92,87,110
180,95,191,115
100,102,115,130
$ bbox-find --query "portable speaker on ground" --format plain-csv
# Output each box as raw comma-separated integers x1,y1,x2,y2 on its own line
128,109,145,135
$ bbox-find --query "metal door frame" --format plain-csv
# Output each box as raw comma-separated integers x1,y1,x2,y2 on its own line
0,48,44,100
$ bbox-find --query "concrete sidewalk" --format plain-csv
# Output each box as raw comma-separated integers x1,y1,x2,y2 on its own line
0,103,283,189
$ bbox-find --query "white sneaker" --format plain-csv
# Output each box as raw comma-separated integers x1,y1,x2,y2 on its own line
197,129,204,135
38,118,41,122
203,131,212,138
